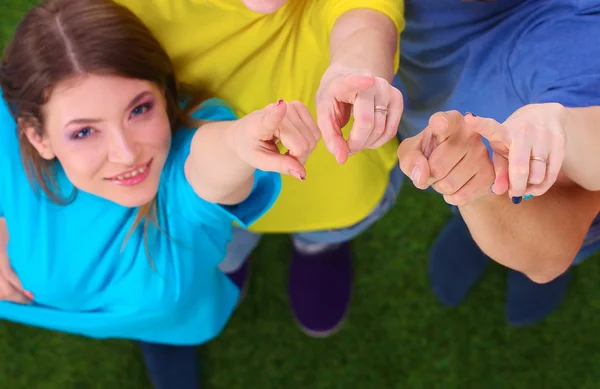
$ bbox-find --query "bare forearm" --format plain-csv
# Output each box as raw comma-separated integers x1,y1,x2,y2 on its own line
562,106,600,190
459,184,600,283
329,9,398,81
185,121,255,205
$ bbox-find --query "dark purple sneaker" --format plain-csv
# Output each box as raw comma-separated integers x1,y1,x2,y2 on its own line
225,259,251,306
288,242,353,337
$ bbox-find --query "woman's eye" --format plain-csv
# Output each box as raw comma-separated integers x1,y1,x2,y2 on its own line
72,127,95,140
131,102,153,117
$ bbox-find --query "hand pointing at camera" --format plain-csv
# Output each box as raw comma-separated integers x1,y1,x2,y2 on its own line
316,69,403,164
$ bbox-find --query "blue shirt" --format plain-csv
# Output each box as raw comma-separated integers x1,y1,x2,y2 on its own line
0,97,281,345
395,0,600,138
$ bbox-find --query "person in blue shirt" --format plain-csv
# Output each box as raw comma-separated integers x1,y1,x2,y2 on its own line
395,0,600,326
0,0,319,388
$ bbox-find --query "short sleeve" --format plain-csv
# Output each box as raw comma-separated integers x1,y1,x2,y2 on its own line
509,7,600,108
221,169,281,228
0,92,19,218
321,0,405,73
159,98,281,227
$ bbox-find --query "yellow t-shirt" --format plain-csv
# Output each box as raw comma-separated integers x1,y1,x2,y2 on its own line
116,0,405,233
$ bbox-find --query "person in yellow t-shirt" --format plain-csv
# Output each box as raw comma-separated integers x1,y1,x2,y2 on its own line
116,0,405,339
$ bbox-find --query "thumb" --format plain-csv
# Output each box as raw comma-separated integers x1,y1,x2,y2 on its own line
258,99,287,140
329,74,376,104
254,150,307,181
465,113,508,146
397,137,432,190
8,290,30,304
425,111,465,147
491,152,509,195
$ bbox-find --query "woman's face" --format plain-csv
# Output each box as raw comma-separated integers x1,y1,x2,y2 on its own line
241,0,288,14
26,74,172,208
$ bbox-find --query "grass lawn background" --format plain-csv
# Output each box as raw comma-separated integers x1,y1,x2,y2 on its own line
1,1,600,388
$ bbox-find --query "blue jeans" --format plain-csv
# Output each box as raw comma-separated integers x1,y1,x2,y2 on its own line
139,342,199,389
219,164,404,272
574,213,600,265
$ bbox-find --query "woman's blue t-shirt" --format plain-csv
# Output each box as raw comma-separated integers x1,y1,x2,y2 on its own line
0,97,281,345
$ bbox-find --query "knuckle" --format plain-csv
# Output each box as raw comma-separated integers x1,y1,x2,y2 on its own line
371,124,385,140
398,163,409,175
292,144,309,157
428,160,446,180
315,89,326,102
300,138,312,154
427,113,441,127
299,145,310,156
513,122,532,137
451,193,468,206
434,177,456,194
511,164,529,177
289,101,304,111
313,129,322,141
398,157,412,175
357,114,374,128
393,87,403,100
529,175,544,185
444,110,463,125
438,180,456,195
443,194,461,206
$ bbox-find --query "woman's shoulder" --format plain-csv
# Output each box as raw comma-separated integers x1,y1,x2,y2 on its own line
170,97,238,152
0,93,20,162
190,97,238,121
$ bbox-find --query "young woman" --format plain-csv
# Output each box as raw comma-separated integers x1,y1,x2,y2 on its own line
0,0,318,387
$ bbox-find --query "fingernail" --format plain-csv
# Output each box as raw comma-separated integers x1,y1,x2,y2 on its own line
523,194,534,200
23,291,34,300
335,149,343,163
275,99,284,107
466,112,477,117
289,169,305,181
511,196,522,204
410,165,420,183
490,183,496,195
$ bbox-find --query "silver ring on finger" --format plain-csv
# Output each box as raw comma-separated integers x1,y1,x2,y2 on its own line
374,105,389,115
530,155,548,164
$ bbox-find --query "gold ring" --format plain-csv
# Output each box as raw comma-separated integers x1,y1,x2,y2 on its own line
530,156,548,164
374,105,389,115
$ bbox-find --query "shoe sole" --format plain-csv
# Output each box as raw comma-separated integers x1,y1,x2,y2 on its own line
292,289,353,338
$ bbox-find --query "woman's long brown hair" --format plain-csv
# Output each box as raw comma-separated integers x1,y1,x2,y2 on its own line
0,0,185,257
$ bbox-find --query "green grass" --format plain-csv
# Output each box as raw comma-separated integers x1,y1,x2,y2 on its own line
2,1,600,388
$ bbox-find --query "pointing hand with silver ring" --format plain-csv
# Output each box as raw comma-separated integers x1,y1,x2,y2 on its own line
467,103,567,199
316,65,404,164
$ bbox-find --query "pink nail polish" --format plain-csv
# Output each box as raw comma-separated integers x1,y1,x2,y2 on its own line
289,169,305,181
276,99,284,107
